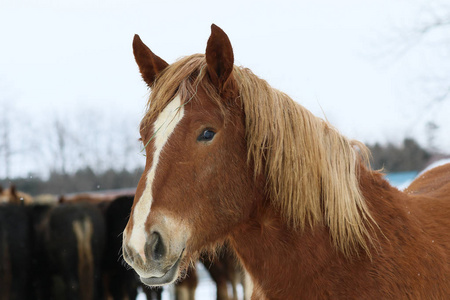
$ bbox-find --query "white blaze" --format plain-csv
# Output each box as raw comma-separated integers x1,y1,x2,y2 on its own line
128,95,185,259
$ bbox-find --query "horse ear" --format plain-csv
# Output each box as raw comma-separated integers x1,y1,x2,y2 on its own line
205,24,234,92
133,34,169,87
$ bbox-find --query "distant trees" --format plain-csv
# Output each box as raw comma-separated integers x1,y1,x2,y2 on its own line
0,93,145,195
374,0,450,156
41,110,143,176
0,103,11,178
0,93,27,179
382,1,450,104
368,138,432,172
0,99,143,176
2,136,440,196
0,167,144,196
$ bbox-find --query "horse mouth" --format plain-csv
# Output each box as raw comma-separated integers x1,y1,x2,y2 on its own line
139,251,184,286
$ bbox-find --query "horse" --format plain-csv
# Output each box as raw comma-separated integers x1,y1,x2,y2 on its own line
122,24,450,299
30,202,106,300
0,184,33,205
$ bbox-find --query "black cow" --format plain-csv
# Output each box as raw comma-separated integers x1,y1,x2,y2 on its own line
0,203,32,300
30,202,106,300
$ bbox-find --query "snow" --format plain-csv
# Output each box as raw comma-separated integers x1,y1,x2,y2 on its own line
137,262,244,300
419,158,450,176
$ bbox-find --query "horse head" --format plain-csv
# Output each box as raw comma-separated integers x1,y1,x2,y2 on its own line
122,25,260,286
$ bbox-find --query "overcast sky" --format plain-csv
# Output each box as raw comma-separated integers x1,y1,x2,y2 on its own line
1,0,449,176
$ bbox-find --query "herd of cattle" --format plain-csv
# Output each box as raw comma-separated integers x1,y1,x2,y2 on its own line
0,185,248,300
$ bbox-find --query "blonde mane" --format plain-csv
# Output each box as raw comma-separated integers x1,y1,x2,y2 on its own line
142,54,375,257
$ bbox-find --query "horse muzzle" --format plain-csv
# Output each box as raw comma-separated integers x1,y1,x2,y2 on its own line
122,217,189,286
139,248,184,286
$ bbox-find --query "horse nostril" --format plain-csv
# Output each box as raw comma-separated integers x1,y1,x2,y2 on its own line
146,231,166,261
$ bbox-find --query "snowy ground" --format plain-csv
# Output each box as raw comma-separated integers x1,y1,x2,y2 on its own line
385,159,450,190
137,262,244,300
384,171,418,190
418,158,450,176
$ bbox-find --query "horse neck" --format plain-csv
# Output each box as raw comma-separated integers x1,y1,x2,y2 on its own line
228,165,415,299
229,199,342,298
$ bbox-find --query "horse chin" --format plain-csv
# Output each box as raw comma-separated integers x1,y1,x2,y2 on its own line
139,255,182,287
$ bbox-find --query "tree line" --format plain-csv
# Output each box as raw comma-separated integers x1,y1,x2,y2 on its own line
0,103,143,180
0,167,144,196
1,137,442,196
367,138,435,173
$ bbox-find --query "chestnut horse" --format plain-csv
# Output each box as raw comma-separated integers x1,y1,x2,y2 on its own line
0,184,33,205
122,24,450,299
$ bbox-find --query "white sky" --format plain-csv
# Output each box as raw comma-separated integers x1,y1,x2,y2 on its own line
1,0,449,177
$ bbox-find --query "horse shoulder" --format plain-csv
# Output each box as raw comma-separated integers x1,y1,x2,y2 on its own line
405,163,450,196
356,168,450,296
403,163,450,237
398,164,450,285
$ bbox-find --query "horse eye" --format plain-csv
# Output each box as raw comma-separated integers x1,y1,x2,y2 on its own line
197,129,215,142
